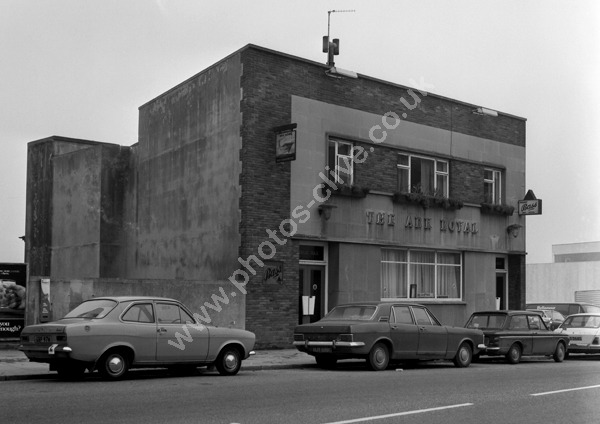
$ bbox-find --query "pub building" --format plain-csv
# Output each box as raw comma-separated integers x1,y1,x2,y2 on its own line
24,45,526,348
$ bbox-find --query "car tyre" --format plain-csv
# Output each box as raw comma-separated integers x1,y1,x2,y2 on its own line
453,342,473,368
506,343,522,364
98,350,130,380
315,355,337,369
215,346,242,376
367,342,389,371
553,342,566,362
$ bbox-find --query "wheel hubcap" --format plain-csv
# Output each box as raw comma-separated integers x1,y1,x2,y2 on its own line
108,356,124,374
224,353,237,370
375,349,385,364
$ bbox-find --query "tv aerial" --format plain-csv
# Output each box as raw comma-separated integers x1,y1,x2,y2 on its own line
323,9,355,67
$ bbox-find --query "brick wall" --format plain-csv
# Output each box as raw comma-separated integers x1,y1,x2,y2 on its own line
239,45,525,348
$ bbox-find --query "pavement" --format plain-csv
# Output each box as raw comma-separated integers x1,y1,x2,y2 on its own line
0,340,317,381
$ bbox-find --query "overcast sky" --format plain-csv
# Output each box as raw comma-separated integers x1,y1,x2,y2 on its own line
1,0,599,265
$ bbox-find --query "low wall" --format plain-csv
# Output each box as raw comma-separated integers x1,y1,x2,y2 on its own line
25,276,246,329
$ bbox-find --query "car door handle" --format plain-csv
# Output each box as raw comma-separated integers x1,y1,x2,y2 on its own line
157,327,167,333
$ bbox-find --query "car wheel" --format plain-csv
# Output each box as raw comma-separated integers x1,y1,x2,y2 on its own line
453,342,473,368
98,350,130,380
367,342,389,371
506,344,522,364
56,363,87,380
553,342,566,362
215,346,242,376
315,355,337,369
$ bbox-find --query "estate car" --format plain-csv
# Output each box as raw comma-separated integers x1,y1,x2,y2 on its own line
465,310,569,364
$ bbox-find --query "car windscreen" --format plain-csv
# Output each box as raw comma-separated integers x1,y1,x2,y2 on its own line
561,315,600,329
322,305,377,321
64,299,118,319
467,314,506,330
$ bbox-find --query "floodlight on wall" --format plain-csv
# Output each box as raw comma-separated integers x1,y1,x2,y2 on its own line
325,67,358,79
473,107,499,117
318,204,337,220
506,224,522,238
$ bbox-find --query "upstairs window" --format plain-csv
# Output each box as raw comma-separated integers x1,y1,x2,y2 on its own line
484,168,502,204
328,139,354,186
398,153,448,196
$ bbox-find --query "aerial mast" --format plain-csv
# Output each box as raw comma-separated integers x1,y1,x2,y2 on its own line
322,9,355,67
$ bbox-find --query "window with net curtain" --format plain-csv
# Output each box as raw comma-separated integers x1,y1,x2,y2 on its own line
381,249,461,300
397,153,448,196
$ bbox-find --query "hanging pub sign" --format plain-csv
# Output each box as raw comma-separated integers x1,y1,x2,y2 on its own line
518,189,543,216
0,263,27,339
274,123,297,163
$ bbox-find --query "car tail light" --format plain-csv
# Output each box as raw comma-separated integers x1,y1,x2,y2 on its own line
293,334,304,342
57,335,67,342
593,337,599,345
337,334,353,343
487,336,499,346
20,335,29,342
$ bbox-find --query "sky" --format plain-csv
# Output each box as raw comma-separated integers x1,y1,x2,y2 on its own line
1,0,599,265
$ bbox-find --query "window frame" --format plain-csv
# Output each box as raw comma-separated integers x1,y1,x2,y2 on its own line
484,168,502,204
397,153,449,196
381,249,463,301
328,138,355,186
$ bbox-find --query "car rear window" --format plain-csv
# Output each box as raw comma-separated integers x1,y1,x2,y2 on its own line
323,305,377,321
467,314,506,330
562,315,600,329
64,299,118,319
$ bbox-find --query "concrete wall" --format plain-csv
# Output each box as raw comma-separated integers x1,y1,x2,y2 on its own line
25,276,244,329
132,54,243,281
527,261,600,303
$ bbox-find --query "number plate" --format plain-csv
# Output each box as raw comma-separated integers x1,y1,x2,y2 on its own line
34,335,51,344
311,347,332,353
569,336,582,341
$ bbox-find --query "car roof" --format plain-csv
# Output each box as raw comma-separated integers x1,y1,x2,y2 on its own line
472,310,543,316
82,296,179,303
333,301,427,307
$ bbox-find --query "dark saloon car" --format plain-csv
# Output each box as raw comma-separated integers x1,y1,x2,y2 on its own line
293,302,485,370
465,310,570,364
19,296,256,380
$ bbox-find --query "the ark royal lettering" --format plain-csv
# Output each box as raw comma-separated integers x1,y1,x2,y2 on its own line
365,210,478,234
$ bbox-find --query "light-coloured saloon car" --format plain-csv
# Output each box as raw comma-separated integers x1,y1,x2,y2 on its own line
19,296,255,380
555,313,600,355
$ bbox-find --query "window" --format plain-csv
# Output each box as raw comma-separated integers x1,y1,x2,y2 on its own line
156,303,194,324
328,139,354,186
381,249,462,300
484,168,502,204
398,153,448,196
392,306,414,324
122,303,154,323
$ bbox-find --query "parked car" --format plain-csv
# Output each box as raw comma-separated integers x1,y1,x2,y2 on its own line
525,302,600,317
465,310,569,364
19,296,256,380
526,308,566,330
554,313,600,355
293,302,485,370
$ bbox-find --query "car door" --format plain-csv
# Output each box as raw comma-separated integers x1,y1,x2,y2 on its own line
506,314,533,355
120,302,159,363
412,306,447,358
528,314,556,355
155,302,210,362
389,305,419,359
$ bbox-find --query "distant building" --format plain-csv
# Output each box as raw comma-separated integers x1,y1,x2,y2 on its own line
24,44,527,348
527,242,600,305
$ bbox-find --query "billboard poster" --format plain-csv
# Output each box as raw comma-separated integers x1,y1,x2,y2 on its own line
0,263,27,339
